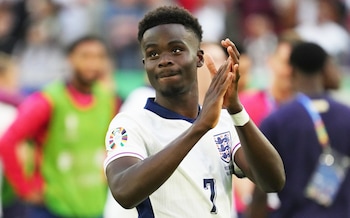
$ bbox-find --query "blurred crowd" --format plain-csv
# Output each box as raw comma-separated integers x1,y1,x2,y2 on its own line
0,0,350,217
0,0,350,97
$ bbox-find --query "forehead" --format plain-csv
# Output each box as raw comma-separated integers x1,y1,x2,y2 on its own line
141,24,198,48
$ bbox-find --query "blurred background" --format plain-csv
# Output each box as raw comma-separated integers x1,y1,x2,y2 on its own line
0,0,349,103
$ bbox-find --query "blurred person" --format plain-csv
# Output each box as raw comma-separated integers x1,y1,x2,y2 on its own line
240,33,300,126
244,13,277,89
0,1,28,55
0,52,23,107
0,3,17,54
103,0,145,70
194,0,227,42
295,0,350,63
53,0,98,45
105,6,285,217
14,7,68,94
0,52,27,218
235,34,299,218
0,35,116,218
248,42,349,218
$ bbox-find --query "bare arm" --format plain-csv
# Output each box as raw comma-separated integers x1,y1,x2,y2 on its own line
106,60,233,209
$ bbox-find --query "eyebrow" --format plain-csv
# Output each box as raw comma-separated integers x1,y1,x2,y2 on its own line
144,40,186,50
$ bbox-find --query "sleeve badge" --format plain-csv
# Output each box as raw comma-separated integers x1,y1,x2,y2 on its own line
108,127,128,150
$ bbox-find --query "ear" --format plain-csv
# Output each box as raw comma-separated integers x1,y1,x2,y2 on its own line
197,49,204,67
142,58,145,65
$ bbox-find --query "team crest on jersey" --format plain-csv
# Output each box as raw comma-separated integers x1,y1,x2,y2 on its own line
109,127,128,150
214,132,232,163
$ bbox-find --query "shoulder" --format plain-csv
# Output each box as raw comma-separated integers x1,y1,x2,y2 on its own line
42,81,65,94
20,92,52,111
325,98,350,121
108,109,151,134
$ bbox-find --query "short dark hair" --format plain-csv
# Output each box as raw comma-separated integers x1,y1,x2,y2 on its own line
66,35,108,55
289,42,328,75
138,6,203,43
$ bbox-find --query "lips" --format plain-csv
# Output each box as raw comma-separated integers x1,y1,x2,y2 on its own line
157,71,179,79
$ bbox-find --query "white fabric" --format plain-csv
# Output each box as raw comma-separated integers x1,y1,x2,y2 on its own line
104,105,241,217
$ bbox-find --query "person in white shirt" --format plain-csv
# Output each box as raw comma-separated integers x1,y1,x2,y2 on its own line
104,6,285,217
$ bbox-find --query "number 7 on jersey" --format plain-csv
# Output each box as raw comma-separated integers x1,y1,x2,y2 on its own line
203,178,217,214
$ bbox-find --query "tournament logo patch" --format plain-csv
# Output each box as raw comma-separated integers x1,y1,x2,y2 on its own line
214,132,232,163
109,127,128,150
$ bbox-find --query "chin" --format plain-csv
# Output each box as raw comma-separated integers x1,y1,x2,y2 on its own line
159,85,187,97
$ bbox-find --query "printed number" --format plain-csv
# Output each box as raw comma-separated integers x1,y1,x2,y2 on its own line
203,178,217,214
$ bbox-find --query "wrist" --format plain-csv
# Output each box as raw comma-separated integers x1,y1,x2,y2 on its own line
230,107,250,126
227,103,243,115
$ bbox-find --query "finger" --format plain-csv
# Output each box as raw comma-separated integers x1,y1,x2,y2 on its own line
221,70,234,96
221,38,240,61
227,46,239,65
221,38,232,48
232,64,240,83
217,58,233,88
230,43,240,60
204,53,217,78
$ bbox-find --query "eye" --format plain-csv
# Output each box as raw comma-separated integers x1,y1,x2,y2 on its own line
146,50,159,59
149,51,159,58
172,48,182,54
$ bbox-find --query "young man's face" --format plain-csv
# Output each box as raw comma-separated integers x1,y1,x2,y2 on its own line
69,40,110,86
141,24,203,97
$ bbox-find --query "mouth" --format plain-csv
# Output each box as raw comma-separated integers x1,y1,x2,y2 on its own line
157,71,180,79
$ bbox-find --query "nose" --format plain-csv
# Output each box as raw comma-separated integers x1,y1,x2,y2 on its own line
158,53,174,68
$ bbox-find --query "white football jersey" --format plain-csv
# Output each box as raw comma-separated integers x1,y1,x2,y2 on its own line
104,98,242,218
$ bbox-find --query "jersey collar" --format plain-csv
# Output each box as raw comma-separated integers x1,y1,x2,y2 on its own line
144,98,199,123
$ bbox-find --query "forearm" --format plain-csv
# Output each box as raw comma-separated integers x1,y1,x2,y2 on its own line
236,121,285,192
107,123,209,208
0,134,34,197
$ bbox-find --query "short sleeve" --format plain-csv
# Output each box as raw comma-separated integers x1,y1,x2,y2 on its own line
231,138,244,178
103,113,148,171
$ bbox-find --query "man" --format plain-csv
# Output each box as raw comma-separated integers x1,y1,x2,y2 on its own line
240,34,299,127
0,36,115,217
252,42,350,217
105,6,285,217
236,36,298,217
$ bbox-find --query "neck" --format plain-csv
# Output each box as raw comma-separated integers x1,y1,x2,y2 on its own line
70,77,92,94
155,90,199,119
295,74,324,96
